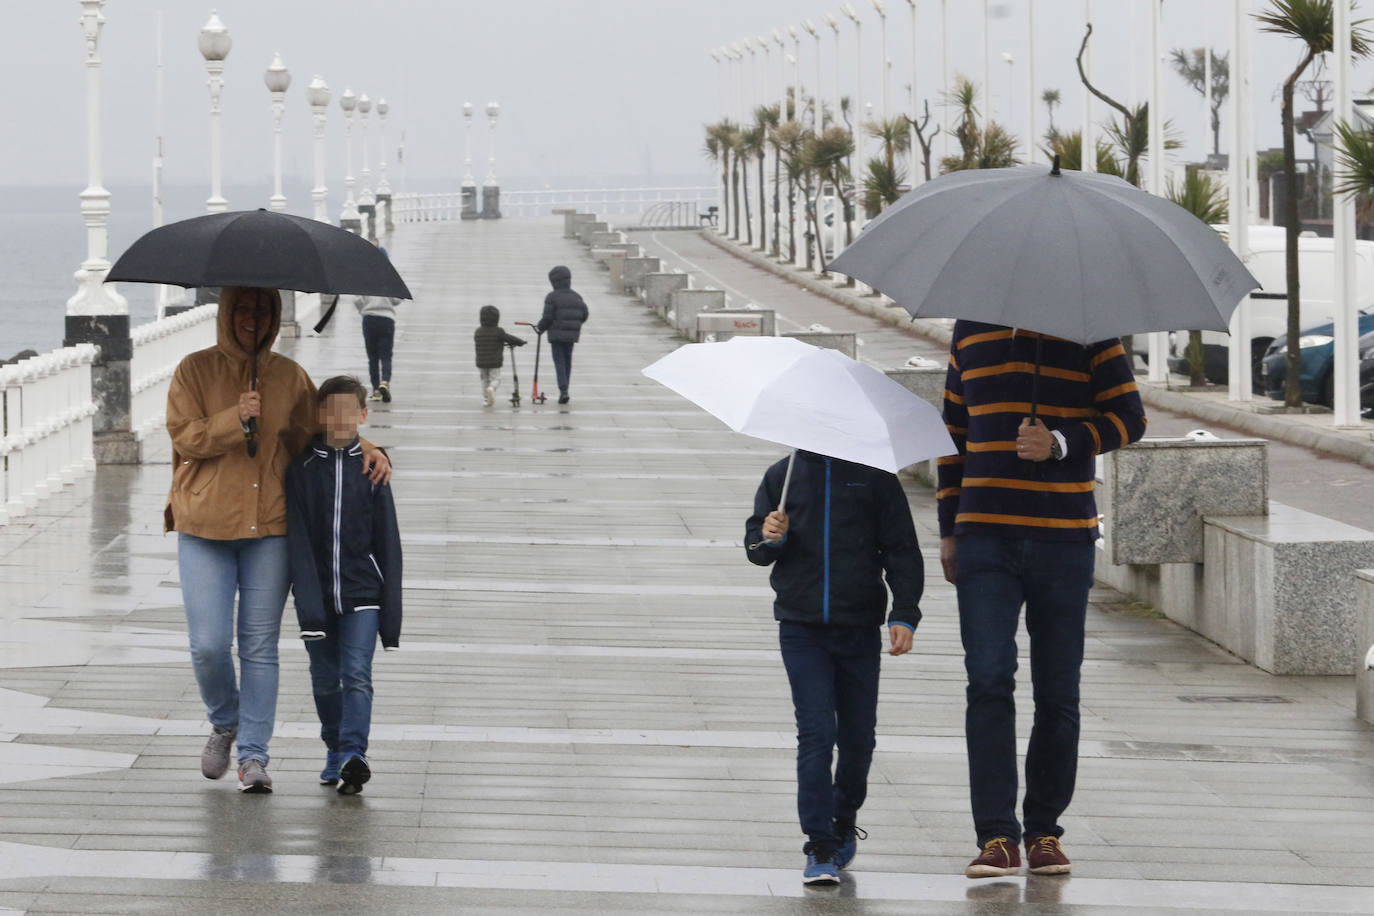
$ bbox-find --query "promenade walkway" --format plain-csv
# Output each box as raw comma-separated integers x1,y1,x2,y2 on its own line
0,216,1372,913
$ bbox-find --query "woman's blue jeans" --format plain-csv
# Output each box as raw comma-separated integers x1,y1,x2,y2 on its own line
177,534,289,765
954,534,1096,846
779,621,881,849
304,608,378,758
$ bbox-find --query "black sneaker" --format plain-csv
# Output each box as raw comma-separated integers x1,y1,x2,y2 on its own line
338,754,371,795
379,382,392,403
802,842,840,886
833,821,867,869
557,394,569,405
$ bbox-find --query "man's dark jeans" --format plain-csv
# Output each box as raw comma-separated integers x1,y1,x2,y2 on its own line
954,534,1095,846
361,315,394,390
778,620,881,849
550,340,574,396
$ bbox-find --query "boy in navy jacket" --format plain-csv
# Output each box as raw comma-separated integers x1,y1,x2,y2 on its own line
286,375,402,795
745,450,923,885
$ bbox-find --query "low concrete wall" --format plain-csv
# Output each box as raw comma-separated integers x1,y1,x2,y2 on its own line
1201,506,1374,675
590,231,625,248
608,252,626,294
885,366,946,487
695,309,776,342
565,213,595,239
783,331,857,358
669,289,725,336
1357,570,1374,724
1105,438,1268,565
642,273,690,316
577,221,610,246
623,257,661,295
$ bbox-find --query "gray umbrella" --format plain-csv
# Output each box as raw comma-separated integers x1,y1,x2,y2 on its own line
829,159,1259,346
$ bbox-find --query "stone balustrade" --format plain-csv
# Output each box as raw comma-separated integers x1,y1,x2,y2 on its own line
129,304,219,441
0,345,98,524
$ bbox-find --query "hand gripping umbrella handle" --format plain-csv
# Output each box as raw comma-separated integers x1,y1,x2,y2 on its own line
245,347,260,458
748,451,795,551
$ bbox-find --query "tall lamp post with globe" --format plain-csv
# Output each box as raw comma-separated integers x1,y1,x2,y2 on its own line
482,101,502,219
338,87,361,233
376,97,393,233
357,93,376,240
199,10,231,213
461,102,478,219
264,52,290,212
307,75,330,222
67,0,137,465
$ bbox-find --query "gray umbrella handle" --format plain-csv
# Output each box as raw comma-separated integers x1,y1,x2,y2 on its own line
778,450,795,512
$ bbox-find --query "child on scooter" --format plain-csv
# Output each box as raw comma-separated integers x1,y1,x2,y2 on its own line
473,305,525,407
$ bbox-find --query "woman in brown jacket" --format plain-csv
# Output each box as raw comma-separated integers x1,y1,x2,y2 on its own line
166,287,390,793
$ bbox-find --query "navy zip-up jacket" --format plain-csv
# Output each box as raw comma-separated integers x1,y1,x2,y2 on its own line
744,451,923,631
286,435,402,648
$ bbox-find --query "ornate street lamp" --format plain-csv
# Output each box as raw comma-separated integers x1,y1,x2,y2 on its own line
199,10,231,213
462,101,478,220
358,93,374,207
873,0,889,123
376,97,392,232
264,52,290,212
482,101,502,219
68,0,127,317
306,75,330,222
339,87,361,232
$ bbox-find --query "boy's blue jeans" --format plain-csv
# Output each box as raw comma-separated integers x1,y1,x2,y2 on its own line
177,534,289,765
778,620,881,849
304,607,379,758
954,534,1095,846
362,314,395,390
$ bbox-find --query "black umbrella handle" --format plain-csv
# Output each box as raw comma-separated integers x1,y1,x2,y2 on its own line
1029,336,1042,424
245,344,260,458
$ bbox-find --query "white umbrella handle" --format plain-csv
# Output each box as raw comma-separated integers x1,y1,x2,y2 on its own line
778,450,795,513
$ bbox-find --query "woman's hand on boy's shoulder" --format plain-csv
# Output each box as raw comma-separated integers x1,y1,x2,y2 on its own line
361,445,391,485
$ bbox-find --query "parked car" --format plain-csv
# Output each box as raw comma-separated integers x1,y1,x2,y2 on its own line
1362,335,1374,416
1260,309,1374,408
1167,230,1374,385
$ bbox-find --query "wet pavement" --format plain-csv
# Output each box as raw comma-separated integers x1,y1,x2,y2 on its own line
1,217,1373,913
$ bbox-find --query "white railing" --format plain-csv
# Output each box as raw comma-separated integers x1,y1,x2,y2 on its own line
130,304,219,440
0,344,98,524
392,187,719,223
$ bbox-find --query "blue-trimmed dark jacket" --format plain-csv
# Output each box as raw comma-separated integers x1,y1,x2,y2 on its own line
745,451,923,631
286,435,402,648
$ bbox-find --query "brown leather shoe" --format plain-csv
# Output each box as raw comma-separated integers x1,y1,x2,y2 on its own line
1026,835,1072,875
965,837,1021,878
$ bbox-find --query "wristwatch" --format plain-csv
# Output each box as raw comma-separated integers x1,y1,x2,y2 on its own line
1048,435,1063,461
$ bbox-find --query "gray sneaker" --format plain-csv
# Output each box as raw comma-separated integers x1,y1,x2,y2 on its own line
200,725,236,779
237,759,273,793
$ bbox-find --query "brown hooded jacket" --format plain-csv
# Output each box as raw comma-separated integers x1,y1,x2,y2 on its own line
164,287,319,539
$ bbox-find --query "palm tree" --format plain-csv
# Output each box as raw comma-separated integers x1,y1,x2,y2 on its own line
734,124,763,247
1042,130,1123,176
1256,0,1371,407
865,116,912,175
1041,88,1062,140
803,126,855,274
939,75,1020,173
1103,103,1183,188
1167,168,1230,387
1333,120,1374,223
861,157,905,218
703,120,737,235
1169,47,1230,156
771,119,806,264
753,105,780,254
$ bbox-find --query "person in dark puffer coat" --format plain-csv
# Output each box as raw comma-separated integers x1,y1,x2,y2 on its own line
472,305,525,407
536,265,589,404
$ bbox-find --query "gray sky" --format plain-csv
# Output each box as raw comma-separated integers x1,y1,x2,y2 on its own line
7,1,1374,197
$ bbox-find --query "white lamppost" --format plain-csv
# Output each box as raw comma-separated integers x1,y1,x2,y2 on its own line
1081,0,1096,172
1026,0,1037,164
1147,0,1167,381
758,35,772,113
1227,0,1252,400
1001,51,1014,151
264,52,290,212
198,10,231,213
306,75,330,222
1333,0,1359,425
68,0,126,316
376,97,391,196
983,0,992,119
339,87,360,228
873,0,889,123
826,14,843,132
940,0,950,159
710,49,724,118
357,93,374,207
773,30,789,117
905,0,920,184
842,3,863,134
462,101,476,186
744,37,759,121
788,26,803,120
802,20,821,125
485,101,500,187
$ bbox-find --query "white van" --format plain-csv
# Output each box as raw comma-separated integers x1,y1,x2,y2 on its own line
1165,229,1374,383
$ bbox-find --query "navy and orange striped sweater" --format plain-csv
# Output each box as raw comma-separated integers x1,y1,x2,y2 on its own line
937,321,1147,542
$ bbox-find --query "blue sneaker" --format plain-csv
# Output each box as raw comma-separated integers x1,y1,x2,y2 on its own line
319,751,345,786
802,844,840,886
833,822,867,869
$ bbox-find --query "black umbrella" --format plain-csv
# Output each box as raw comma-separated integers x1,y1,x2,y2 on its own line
106,209,412,298
108,209,411,457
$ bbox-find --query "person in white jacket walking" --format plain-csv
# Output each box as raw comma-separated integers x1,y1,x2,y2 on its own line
353,246,402,402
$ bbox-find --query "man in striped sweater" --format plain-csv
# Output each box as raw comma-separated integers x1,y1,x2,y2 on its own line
937,320,1146,879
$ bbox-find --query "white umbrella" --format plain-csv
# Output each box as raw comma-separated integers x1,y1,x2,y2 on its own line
642,336,955,509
